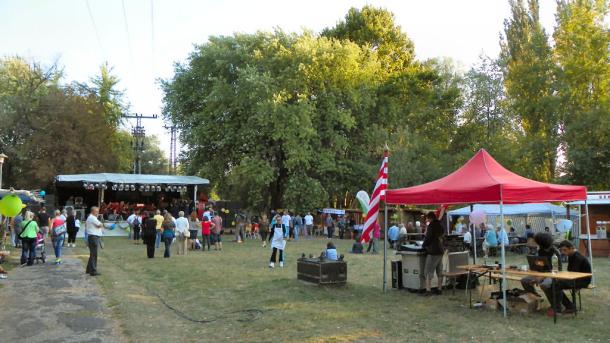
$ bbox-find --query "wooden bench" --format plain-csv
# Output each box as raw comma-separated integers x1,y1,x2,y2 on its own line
489,273,524,282
444,271,470,294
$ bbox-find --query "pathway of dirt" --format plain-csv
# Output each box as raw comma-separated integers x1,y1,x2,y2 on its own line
0,250,124,343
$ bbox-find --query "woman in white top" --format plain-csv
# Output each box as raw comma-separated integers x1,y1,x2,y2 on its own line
268,215,287,268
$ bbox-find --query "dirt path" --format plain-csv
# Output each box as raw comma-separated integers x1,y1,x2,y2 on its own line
0,250,124,343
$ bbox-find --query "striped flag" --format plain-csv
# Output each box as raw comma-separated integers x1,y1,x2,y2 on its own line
360,150,388,243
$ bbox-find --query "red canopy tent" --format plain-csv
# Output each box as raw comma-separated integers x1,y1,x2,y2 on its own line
384,149,591,317
385,149,586,205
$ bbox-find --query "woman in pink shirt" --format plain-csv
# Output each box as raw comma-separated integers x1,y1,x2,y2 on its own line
366,222,381,254
50,210,67,264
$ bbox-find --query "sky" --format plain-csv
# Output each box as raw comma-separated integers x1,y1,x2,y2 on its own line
0,0,559,156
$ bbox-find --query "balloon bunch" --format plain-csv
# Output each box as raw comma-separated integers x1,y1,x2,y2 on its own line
0,194,24,217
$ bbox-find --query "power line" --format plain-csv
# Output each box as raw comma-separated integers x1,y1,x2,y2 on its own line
163,124,178,174
121,0,135,66
123,113,158,174
150,0,155,77
85,0,105,59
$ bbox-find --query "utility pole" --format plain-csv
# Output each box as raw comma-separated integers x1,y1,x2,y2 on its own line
123,113,158,174
163,124,178,174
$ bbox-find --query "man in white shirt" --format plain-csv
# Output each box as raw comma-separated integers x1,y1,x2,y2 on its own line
463,227,472,252
126,210,137,240
304,212,314,238
282,212,294,240
85,207,104,276
175,211,189,255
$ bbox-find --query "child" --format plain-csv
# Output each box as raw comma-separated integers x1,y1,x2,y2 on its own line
73,215,81,248
325,241,338,261
351,235,364,254
245,223,252,240
269,215,287,268
252,222,259,240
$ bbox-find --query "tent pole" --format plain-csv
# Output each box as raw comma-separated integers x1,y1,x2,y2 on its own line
383,202,388,293
500,200,507,318
470,204,476,265
584,200,595,287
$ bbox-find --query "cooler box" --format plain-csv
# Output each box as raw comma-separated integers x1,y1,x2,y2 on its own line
397,250,437,291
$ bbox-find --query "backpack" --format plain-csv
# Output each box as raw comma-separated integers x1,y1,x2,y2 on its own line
53,223,67,237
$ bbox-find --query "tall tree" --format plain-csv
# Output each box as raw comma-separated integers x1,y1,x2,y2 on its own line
88,63,127,128
163,31,382,211
500,0,559,182
0,57,129,189
322,5,415,74
554,0,610,189
451,55,523,173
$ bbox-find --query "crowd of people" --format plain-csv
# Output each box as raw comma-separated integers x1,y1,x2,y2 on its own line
1,202,592,318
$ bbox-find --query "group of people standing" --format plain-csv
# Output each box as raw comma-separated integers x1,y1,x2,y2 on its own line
125,208,224,259
4,206,82,267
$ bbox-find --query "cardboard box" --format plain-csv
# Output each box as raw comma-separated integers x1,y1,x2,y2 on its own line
504,293,541,314
484,299,498,311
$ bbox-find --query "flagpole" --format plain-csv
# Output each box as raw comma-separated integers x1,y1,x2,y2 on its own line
382,144,389,293
383,201,388,292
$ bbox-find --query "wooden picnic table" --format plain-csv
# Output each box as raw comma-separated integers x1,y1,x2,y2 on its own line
457,264,592,323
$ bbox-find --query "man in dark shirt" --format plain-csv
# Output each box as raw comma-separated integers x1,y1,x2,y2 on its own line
37,207,50,240
541,240,592,314
521,232,562,298
421,211,445,296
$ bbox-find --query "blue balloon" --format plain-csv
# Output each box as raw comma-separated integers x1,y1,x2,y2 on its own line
39,190,46,197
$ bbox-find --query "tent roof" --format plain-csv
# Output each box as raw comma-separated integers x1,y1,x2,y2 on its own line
447,203,574,216
56,173,209,186
385,149,586,205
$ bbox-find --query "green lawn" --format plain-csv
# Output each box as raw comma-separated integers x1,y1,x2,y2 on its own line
72,236,609,343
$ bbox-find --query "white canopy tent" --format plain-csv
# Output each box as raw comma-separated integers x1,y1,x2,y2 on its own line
448,203,571,216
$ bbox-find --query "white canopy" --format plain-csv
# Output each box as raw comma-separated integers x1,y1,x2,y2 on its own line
56,173,209,186
447,203,573,217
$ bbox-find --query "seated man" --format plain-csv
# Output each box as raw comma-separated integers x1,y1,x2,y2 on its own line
482,225,498,258
539,240,591,315
521,233,562,316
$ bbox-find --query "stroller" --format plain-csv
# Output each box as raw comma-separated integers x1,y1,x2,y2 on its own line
34,232,46,264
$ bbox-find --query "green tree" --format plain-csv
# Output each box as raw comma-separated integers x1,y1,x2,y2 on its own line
0,57,124,189
451,55,523,173
554,0,610,189
88,63,127,128
322,5,415,74
163,30,382,210
500,0,559,182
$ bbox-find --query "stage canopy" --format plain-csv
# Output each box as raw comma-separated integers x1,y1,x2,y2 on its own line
56,173,209,186
447,203,573,217
385,149,586,205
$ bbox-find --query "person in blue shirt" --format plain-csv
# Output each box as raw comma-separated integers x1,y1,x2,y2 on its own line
387,224,399,249
483,224,498,258
325,241,338,261
496,226,509,246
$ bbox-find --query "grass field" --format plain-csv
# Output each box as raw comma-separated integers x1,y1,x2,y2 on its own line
68,236,608,343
